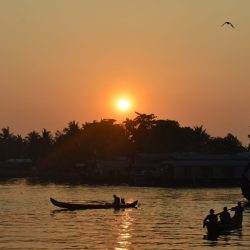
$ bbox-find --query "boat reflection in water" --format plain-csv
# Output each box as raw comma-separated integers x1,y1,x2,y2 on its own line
204,227,243,246
115,210,134,250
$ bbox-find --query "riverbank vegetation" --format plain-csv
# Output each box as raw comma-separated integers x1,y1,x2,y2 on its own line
0,112,246,181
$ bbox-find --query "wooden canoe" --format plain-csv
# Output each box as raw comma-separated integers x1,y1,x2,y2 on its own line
50,197,138,210
206,220,242,235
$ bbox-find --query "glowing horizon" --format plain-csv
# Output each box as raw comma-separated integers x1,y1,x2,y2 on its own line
0,1,250,145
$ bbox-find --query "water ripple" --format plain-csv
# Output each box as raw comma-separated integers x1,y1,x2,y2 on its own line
0,180,249,249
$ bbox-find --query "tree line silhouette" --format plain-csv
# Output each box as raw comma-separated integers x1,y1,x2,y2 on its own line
0,112,246,173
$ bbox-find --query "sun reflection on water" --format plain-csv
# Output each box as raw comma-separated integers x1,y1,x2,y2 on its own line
115,211,134,250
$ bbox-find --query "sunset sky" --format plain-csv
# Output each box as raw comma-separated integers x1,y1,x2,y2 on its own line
1,0,250,145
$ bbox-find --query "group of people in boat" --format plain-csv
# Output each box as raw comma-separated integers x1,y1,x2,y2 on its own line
113,194,126,208
203,201,244,228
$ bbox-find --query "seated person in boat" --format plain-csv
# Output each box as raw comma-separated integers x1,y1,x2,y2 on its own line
219,207,231,223
113,194,121,208
231,201,244,222
203,209,218,228
121,198,125,205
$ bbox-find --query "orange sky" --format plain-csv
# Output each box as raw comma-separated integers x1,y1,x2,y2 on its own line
0,1,250,145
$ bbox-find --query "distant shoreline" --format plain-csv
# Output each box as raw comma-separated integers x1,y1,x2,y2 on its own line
0,176,244,189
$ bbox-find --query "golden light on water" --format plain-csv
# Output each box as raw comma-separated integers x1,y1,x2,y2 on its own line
115,211,133,250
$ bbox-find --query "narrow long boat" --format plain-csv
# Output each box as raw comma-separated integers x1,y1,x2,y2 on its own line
206,220,242,235
50,197,138,210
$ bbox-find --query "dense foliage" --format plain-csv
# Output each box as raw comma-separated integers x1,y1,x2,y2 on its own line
0,113,246,169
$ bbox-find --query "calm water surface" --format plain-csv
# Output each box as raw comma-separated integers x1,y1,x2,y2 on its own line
0,179,250,249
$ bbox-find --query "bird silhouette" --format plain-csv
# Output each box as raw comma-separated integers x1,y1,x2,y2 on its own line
221,21,235,28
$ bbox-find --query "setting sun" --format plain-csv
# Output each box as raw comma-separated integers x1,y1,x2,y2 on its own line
118,99,130,111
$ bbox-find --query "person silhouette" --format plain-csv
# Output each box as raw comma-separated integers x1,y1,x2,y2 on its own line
113,194,120,208
231,201,244,223
219,207,231,223
203,209,218,228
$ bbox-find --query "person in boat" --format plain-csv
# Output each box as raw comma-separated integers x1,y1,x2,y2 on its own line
203,209,218,228
231,201,244,223
219,207,231,223
113,194,121,208
121,198,125,205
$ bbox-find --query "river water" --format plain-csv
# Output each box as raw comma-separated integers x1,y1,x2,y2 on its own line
0,179,250,250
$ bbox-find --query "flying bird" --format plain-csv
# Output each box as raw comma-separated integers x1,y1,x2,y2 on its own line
221,21,235,28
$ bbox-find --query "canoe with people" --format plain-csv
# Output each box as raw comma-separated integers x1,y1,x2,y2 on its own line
50,194,138,210
203,201,244,235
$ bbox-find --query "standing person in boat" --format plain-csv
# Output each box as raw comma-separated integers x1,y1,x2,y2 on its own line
231,201,244,222
113,194,121,208
219,207,231,223
203,209,218,228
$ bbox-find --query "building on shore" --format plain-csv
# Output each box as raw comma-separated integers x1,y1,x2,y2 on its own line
0,159,33,179
2,153,250,187
75,157,132,183
75,152,250,186
131,152,250,186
